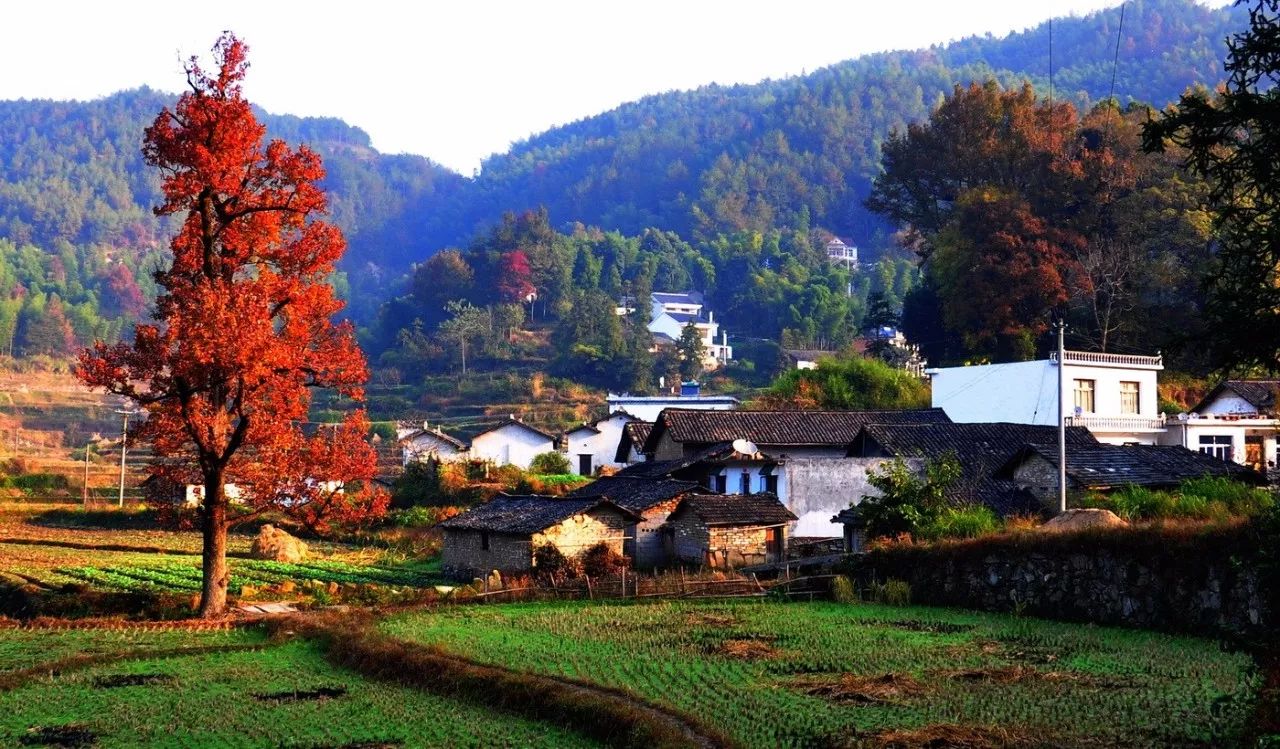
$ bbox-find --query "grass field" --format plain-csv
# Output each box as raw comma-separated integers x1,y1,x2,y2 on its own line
383,600,1261,748
0,632,600,748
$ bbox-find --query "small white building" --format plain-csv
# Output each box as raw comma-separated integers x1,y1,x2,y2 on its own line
825,238,859,268
398,424,469,466
560,411,637,476
928,350,1166,445
1159,380,1280,471
468,418,558,470
648,291,732,367
606,386,740,423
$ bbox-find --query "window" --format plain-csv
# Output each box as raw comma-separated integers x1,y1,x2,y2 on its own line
1199,435,1233,461
714,474,727,494
1073,379,1096,414
764,474,779,495
1120,381,1140,414
739,471,750,495
480,531,490,551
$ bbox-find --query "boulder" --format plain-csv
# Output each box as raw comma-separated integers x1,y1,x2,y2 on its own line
250,524,308,563
1041,508,1128,532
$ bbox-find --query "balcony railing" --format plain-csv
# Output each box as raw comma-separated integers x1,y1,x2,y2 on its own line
1050,350,1163,368
1066,414,1167,431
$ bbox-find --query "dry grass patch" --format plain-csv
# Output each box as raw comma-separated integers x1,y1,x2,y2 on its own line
684,612,738,627
936,665,1131,689
795,672,929,705
866,723,1037,749
712,637,778,660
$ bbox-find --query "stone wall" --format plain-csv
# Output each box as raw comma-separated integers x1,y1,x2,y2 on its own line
785,457,921,535
846,524,1271,638
627,498,682,570
442,529,531,579
706,525,773,568
534,508,629,559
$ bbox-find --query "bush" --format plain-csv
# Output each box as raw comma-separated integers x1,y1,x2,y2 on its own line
1086,477,1274,521
532,543,578,582
918,505,1001,541
530,451,572,475
387,505,461,528
857,455,961,539
830,575,857,604
580,542,628,578
870,578,912,606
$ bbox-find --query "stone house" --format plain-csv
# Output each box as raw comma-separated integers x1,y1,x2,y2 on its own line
566,476,701,569
665,493,796,568
439,494,641,580
997,442,1266,504
468,418,557,470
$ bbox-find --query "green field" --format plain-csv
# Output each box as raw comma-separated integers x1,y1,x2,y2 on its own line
0,634,600,748
383,600,1260,748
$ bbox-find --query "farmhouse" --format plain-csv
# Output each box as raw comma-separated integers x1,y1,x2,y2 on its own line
614,420,654,464
998,443,1266,503
566,476,701,568
561,411,637,476
398,425,468,466
647,291,732,368
439,494,641,579
468,418,557,470
1159,379,1280,471
665,493,796,568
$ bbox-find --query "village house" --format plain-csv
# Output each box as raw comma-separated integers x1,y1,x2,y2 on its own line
606,383,740,423
439,494,641,580
928,350,1166,445
647,291,732,368
665,493,796,568
614,421,654,464
624,407,951,534
824,237,859,269
464,418,557,471
397,424,468,466
560,411,638,476
784,349,835,371
1159,380,1280,471
566,476,702,568
997,442,1266,504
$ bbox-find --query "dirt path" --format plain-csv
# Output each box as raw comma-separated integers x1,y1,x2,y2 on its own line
280,614,733,749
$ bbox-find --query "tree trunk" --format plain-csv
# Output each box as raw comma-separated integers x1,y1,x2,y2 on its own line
198,473,230,618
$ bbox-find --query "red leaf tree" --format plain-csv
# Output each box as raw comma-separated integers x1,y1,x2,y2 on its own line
496,249,536,304
77,33,385,618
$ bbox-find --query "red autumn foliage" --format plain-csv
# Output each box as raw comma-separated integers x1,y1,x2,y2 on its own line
76,33,385,617
496,249,536,304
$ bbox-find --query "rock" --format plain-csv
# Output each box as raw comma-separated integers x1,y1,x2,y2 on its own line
250,524,308,563
486,570,502,590
1040,509,1128,532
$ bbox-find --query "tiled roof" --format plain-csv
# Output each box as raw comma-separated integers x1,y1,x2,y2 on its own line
784,349,836,362
1193,379,1280,412
645,408,951,451
471,419,558,443
614,458,687,479
663,310,706,325
673,493,797,526
1006,443,1266,488
565,476,700,512
652,291,703,305
398,428,467,450
615,421,654,462
852,422,1099,518
439,495,641,535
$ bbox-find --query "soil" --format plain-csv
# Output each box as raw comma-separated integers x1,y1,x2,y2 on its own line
797,672,929,705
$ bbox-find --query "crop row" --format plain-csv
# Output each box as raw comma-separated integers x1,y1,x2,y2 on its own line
383,600,1259,748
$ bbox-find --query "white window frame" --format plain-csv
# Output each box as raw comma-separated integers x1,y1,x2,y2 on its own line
1119,381,1140,415
1198,435,1233,461
1073,379,1096,414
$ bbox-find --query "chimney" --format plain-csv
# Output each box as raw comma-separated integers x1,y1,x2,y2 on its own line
708,310,714,325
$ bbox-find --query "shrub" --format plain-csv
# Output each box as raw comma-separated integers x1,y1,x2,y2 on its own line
530,451,572,475
1179,476,1274,517
870,578,912,606
1087,477,1274,521
387,505,461,528
858,455,961,539
830,575,857,604
918,505,1001,540
532,543,578,582
580,542,629,578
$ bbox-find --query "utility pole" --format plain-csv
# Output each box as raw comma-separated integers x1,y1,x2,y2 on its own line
1056,319,1068,514
114,408,136,508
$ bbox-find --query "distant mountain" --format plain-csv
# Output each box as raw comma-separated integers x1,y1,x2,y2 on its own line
0,0,1248,348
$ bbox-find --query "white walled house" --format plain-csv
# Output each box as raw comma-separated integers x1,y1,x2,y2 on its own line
398,425,469,466
928,350,1166,445
825,237,859,269
1158,380,1280,471
606,387,740,423
648,291,732,367
561,411,637,476
468,419,557,470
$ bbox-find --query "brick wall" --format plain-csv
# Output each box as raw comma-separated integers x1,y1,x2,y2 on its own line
533,508,630,559
668,510,711,564
1011,454,1066,508
707,525,772,568
628,498,682,570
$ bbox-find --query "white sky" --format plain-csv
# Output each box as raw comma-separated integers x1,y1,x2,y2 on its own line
3,1,1231,174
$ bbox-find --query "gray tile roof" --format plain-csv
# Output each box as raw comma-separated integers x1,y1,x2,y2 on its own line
1193,379,1280,413
1006,443,1266,488
652,291,703,306
565,476,701,512
615,421,654,462
645,408,951,452
672,492,797,526
439,495,641,535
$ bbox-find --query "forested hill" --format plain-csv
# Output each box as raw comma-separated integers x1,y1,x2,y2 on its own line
0,0,1246,359
441,0,1243,260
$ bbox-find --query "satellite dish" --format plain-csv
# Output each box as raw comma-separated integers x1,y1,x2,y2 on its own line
732,438,759,456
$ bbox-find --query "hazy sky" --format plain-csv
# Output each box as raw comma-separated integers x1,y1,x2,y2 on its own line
4,1,1231,174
